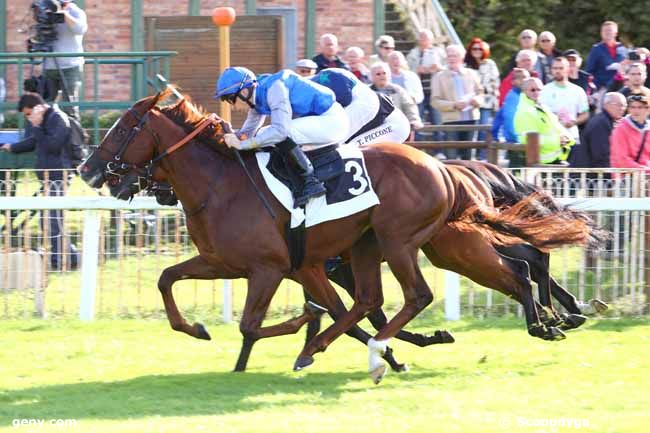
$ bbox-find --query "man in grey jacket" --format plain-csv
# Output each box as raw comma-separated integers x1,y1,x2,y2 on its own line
44,0,87,120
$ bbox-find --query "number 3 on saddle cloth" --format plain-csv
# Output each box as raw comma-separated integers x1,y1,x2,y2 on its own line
257,145,380,270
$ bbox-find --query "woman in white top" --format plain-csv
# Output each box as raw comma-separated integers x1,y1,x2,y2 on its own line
388,51,424,104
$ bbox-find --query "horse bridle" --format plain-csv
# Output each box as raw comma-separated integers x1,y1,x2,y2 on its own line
98,106,219,192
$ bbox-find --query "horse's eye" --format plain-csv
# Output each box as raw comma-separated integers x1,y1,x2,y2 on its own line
115,127,126,137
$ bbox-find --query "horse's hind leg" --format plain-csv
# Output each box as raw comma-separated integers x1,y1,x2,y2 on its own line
158,255,233,340
326,261,453,347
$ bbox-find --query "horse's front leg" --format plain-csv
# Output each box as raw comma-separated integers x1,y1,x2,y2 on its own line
158,255,236,340
235,268,325,372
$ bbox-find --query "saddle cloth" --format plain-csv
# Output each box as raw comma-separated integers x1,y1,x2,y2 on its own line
256,145,380,228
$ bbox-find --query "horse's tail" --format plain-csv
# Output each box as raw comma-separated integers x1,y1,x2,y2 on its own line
449,190,609,251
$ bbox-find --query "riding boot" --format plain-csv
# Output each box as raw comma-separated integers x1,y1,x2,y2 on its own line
278,139,326,206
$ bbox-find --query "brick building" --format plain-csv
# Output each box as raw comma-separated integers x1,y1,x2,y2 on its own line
3,0,377,103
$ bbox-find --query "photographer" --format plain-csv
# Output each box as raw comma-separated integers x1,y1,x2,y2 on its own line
0,93,79,270
43,0,87,120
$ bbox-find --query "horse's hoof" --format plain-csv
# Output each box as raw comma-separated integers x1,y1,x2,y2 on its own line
559,313,587,330
293,355,314,371
590,299,609,314
436,330,455,344
544,326,566,341
369,364,387,385
194,323,212,340
305,301,328,318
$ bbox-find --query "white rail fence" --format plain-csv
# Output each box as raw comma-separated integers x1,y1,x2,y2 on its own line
1,168,650,321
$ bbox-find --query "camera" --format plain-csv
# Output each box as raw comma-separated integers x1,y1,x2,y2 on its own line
628,51,641,61
27,0,65,53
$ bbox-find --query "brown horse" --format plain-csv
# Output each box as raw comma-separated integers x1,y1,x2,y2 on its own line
79,90,598,379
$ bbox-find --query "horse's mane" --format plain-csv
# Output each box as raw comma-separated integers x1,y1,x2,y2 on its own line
154,87,227,148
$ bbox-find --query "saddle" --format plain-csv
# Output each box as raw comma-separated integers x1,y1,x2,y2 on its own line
266,144,345,201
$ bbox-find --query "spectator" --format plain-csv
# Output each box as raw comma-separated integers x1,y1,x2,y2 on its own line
406,29,446,141
0,93,78,270
540,57,590,145
388,51,424,104
43,0,87,121
610,95,650,169
570,92,626,168
430,44,483,160
312,33,349,72
586,21,627,92
369,35,395,66
464,38,500,150
514,77,574,164
344,46,371,84
369,62,423,139
537,31,562,83
499,49,540,106
618,63,650,101
502,29,543,79
295,59,318,78
564,49,597,109
492,68,530,166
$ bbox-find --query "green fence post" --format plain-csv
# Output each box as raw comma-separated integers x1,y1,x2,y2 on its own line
188,0,200,16
93,58,100,145
0,0,6,81
373,0,385,43
246,0,257,15
305,0,316,58
131,0,144,101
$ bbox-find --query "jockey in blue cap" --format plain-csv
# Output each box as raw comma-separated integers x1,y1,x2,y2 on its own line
214,66,349,206
310,68,411,146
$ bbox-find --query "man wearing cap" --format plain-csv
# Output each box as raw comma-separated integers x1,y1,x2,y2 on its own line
43,0,87,120
295,59,317,78
565,49,596,98
312,34,349,72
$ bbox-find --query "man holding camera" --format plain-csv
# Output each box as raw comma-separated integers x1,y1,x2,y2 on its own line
0,93,79,270
44,0,87,120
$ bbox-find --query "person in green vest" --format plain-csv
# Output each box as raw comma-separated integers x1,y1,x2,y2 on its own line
514,77,575,164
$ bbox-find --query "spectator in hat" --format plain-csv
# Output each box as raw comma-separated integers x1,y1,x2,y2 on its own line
369,35,396,66
565,49,596,101
312,33,349,72
295,59,318,78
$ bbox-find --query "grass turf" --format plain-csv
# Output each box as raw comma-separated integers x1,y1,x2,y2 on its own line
1,316,648,433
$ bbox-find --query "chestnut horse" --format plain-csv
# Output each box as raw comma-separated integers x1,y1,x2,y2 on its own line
80,90,599,379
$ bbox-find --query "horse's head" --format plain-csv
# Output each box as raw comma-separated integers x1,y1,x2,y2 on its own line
80,88,227,200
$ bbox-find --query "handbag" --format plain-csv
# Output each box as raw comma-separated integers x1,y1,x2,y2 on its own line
634,130,648,163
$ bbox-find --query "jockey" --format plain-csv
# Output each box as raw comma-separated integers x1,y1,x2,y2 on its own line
310,68,411,145
214,66,349,206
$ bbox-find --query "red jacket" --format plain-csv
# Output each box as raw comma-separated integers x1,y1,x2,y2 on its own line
610,116,650,169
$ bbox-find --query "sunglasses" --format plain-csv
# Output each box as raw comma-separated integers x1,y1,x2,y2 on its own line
528,88,542,93
540,39,552,42
628,95,648,103
296,67,314,74
380,45,394,50
220,93,239,105
521,35,533,39
471,47,483,51
373,71,387,76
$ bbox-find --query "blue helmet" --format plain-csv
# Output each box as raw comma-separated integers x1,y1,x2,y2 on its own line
214,67,257,101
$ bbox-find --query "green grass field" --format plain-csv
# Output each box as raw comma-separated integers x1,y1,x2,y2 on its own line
1,316,648,433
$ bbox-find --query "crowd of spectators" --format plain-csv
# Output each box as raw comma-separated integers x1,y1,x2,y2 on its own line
300,20,648,169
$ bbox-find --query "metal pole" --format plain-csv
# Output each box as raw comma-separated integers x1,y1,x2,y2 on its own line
218,24,232,122
188,0,200,16
304,0,316,58
373,0,385,43
223,280,232,323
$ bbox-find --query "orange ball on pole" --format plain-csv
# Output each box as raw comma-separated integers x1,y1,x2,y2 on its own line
212,7,236,27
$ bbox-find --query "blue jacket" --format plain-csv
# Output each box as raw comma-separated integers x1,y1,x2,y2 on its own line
492,88,521,143
255,70,334,116
310,68,358,107
10,106,71,180
586,42,627,89
570,111,615,168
